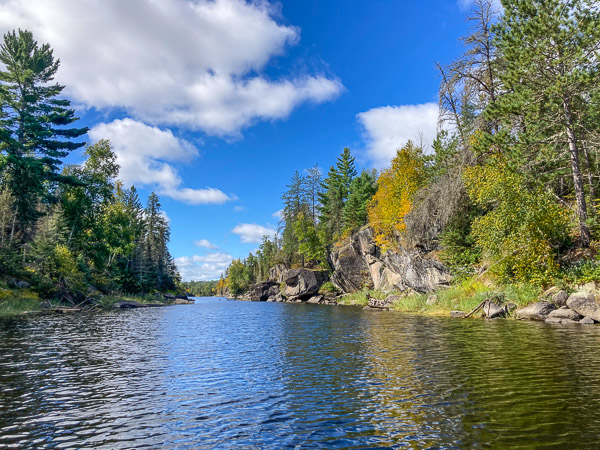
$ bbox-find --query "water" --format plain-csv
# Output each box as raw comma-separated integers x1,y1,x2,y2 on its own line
1,298,600,448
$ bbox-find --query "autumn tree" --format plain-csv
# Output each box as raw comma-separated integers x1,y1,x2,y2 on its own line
368,141,426,249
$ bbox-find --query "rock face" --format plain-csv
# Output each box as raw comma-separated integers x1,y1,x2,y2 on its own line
328,228,451,294
566,291,600,322
246,281,279,301
515,301,556,321
284,268,329,300
269,264,289,283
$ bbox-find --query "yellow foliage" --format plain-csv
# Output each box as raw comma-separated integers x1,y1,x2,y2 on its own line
367,142,426,249
464,159,570,285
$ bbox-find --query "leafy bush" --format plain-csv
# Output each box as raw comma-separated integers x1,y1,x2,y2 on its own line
464,159,570,285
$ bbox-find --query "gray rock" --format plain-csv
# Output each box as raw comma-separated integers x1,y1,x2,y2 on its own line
385,294,404,305
307,295,323,304
366,296,391,310
548,307,582,321
545,317,579,324
328,227,451,294
246,281,279,301
551,290,569,307
284,268,329,299
482,301,505,319
580,316,596,325
268,264,289,283
451,310,466,318
515,301,556,321
566,291,600,322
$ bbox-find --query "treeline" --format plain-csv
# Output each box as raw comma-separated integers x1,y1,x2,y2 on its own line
180,280,218,297
222,0,600,293
0,30,180,301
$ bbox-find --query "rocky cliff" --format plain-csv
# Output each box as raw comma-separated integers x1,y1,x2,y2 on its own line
328,228,451,293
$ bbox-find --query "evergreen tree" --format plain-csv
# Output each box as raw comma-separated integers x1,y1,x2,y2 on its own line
342,170,377,234
0,30,87,234
491,0,600,246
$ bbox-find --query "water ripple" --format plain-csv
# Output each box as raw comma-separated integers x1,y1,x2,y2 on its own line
1,298,600,448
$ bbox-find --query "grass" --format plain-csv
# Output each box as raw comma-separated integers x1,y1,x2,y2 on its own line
0,288,42,316
96,293,174,309
338,278,543,318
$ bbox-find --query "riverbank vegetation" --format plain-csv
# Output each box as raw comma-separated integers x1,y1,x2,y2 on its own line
0,30,181,311
221,0,600,300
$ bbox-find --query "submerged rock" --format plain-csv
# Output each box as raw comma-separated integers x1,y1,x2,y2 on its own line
450,310,466,318
515,301,556,321
545,317,579,325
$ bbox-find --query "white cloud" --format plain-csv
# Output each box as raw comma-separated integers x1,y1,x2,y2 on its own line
357,103,440,167
88,119,233,204
194,239,218,249
0,0,343,135
272,209,284,219
175,253,233,281
233,205,246,212
232,223,276,244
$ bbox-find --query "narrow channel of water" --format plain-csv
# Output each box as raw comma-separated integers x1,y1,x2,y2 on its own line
1,297,600,448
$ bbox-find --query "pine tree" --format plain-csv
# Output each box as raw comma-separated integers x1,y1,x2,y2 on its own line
0,30,87,234
491,0,600,246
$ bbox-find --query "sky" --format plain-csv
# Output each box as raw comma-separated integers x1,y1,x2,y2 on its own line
0,0,487,281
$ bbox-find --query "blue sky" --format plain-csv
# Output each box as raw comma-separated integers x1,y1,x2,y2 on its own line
0,0,485,280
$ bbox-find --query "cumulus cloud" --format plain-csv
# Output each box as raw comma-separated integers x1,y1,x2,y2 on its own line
0,0,343,135
88,119,233,204
194,239,218,249
175,253,233,281
272,209,284,220
357,103,440,167
232,223,276,244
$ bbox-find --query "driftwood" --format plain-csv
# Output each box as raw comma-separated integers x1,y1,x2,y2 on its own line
464,299,488,319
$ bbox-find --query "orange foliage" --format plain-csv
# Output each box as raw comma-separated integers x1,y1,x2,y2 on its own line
367,141,426,250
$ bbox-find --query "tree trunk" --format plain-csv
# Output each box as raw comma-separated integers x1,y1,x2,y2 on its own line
582,142,596,217
563,100,590,247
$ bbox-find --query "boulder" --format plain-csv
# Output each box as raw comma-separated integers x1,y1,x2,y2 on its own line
328,229,374,293
482,301,506,319
548,307,582,321
173,298,194,305
566,291,600,322
284,268,329,300
112,300,163,309
551,290,569,307
246,281,279,302
307,295,323,304
426,294,438,306
545,317,579,325
515,301,556,321
268,264,289,283
580,316,596,325
450,311,466,318
365,296,392,310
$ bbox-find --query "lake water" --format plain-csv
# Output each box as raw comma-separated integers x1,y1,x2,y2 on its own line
1,297,600,448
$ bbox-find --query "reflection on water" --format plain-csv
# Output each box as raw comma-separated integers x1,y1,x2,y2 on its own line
1,298,600,448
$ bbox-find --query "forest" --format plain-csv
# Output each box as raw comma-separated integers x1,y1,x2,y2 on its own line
0,30,180,306
219,0,600,297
